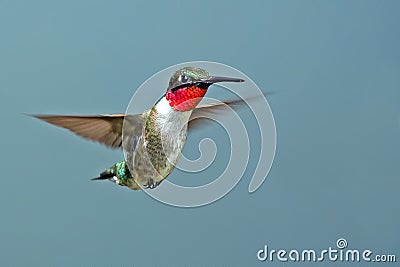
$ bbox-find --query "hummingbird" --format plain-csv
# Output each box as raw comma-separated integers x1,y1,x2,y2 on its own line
33,67,244,190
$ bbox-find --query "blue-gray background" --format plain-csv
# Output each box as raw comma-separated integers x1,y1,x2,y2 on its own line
0,0,399,266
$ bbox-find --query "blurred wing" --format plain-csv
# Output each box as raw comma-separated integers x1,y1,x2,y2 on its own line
32,114,144,149
189,92,274,130
188,98,249,130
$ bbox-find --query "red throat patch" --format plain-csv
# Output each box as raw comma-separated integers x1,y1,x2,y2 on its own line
165,86,207,111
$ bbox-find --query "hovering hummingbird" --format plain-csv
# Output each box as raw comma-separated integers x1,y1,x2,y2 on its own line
33,67,245,190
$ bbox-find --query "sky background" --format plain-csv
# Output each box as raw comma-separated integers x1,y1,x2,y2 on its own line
0,0,399,266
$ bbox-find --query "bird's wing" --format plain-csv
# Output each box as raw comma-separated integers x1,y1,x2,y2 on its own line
32,114,144,149
188,98,249,130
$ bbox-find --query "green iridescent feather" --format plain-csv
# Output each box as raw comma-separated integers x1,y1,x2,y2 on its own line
103,161,140,190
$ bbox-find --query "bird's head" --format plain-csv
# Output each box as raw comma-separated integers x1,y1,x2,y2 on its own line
165,67,244,111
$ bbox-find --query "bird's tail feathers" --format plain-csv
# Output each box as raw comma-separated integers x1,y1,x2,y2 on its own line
91,171,114,181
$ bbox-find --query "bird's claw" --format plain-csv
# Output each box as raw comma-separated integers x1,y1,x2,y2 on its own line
144,178,162,189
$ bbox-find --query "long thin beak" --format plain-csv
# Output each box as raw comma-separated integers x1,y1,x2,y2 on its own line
202,76,245,84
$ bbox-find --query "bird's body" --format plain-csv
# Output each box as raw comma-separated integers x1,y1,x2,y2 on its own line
123,97,192,189
33,67,244,190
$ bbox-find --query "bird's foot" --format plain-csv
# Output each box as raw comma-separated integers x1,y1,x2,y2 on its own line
144,178,162,189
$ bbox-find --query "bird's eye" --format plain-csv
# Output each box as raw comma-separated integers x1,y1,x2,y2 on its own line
180,75,189,83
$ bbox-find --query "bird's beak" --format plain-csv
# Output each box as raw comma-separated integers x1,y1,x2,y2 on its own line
202,76,245,84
